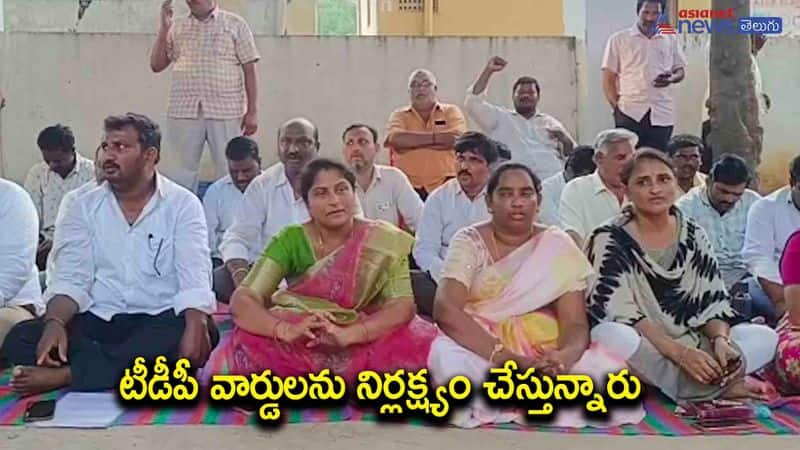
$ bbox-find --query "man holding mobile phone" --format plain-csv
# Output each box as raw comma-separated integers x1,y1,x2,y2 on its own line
601,0,686,151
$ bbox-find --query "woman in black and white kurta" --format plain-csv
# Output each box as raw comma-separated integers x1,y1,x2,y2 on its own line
586,149,778,402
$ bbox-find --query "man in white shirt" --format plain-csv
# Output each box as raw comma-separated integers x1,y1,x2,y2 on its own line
560,128,638,246
203,136,262,267
539,145,596,227
676,154,761,291
602,0,686,151
412,131,498,316
665,134,707,197
3,113,217,396
0,179,45,354
741,156,800,326
215,118,320,302
465,56,576,181
24,124,95,271
342,123,423,232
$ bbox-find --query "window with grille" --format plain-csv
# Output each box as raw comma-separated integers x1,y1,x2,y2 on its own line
398,0,424,12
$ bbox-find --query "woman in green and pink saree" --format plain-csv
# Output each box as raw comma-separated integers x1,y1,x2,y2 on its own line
204,159,436,384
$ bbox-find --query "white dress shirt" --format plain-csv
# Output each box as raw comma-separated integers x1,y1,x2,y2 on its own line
413,179,491,282
465,89,570,180
219,163,310,263
742,186,800,285
559,172,627,240
602,23,687,126
220,163,365,263
356,165,423,231
677,186,761,288
677,172,707,197
539,171,567,227
0,179,44,314
23,154,95,240
45,174,215,321
202,175,249,260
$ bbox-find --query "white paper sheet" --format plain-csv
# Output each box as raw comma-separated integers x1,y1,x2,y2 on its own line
29,392,124,428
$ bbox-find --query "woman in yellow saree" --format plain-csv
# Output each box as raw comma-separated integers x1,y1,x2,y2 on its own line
429,163,645,428
204,159,436,383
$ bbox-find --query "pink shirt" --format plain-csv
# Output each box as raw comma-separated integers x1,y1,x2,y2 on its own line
780,230,800,286
602,24,687,127
166,8,260,120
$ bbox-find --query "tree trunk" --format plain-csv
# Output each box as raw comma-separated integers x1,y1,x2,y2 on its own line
708,0,762,186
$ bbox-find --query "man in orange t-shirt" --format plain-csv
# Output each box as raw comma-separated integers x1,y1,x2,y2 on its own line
385,69,466,200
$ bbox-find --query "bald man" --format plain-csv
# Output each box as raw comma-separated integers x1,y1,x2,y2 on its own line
215,118,320,302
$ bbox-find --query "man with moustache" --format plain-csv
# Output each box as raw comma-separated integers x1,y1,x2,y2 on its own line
215,118,320,303
24,125,95,271
412,131,498,317
203,137,262,267
3,113,218,395
465,56,577,180
666,134,706,197
559,128,637,247
150,0,260,193
385,69,467,200
677,155,761,303
602,0,686,151
342,123,422,231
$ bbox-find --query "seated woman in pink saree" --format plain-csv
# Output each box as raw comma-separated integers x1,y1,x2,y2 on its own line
205,159,436,384
429,163,645,428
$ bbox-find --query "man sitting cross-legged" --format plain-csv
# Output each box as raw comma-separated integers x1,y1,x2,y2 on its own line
2,113,218,395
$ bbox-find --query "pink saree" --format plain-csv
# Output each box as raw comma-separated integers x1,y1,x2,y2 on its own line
204,220,436,384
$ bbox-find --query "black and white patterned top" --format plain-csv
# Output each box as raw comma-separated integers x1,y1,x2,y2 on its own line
586,207,739,345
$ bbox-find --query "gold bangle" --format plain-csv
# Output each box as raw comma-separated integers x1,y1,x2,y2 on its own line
489,342,504,365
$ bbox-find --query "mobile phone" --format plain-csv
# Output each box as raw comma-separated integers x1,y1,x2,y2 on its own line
24,399,56,422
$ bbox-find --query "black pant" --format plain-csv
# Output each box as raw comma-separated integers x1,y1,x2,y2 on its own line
1,311,219,391
411,270,437,318
614,108,673,151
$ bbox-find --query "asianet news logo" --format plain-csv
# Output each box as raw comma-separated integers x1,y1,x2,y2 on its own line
656,9,783,34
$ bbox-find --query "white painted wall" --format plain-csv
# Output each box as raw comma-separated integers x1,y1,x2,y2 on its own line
0,34,578,184
580,0,800,192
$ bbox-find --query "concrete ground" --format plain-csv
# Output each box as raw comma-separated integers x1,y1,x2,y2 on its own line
1,423,797,450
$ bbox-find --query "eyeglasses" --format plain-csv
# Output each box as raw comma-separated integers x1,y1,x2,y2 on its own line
409,81,434,90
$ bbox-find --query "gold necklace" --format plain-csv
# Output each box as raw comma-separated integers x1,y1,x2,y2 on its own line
489,224,534,260
315,222,355,255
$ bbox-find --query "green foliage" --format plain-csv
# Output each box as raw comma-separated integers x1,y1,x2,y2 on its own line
318,0,357,36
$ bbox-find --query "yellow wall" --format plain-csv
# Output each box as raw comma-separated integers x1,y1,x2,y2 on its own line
374,0,564,36
287,0,318,35
434,0,564,36
377,10,425,36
